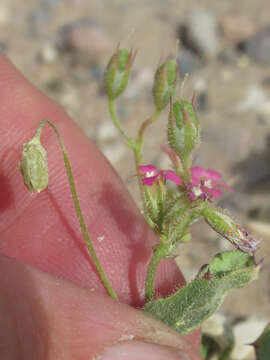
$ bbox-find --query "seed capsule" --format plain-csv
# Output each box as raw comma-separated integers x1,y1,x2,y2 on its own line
153,59,178,111
203,205,260,254
105,48,135,100
168,99,200,160
20,137,48,193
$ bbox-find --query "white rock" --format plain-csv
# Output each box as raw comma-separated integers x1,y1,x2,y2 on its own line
59,20,111,64
186,9,220,56
238,85,270,114
39,43,59,63
231,318,268,360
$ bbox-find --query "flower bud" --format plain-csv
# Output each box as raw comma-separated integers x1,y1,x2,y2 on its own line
143,179,166,232
20,137,48,193
168,99,200,160
104,48,135,100
153,59,178,111
203,205,260,254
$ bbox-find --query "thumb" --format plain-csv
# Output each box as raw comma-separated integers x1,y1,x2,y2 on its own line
0,254,201,360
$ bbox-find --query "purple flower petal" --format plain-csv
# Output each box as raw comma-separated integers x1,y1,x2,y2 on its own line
208,188,223,199
164,171,182,185
142,176,157,186
204,169,222,181
217,182,234,192
189,166,233,200
138,165,158,175
190,166,208,185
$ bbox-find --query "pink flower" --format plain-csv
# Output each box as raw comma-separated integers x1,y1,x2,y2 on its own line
188,166,233,201
138,165,182,186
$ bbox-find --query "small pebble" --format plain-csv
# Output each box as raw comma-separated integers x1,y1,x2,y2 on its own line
239,26,270,64
57,19,112,65
184,8,220,57
39,43,59,63
237,86,268,112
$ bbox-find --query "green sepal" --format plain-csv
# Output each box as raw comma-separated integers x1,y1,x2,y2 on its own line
142,183,165,232
162,197,202,254
253,323,270,360
168,99,200,162
144,251,259,335
163,207,201,254
153,59,178,111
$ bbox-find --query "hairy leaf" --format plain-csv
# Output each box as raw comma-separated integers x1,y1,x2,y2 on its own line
144,251,259,335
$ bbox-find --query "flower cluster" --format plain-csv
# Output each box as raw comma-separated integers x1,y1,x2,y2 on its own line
139,164,233,201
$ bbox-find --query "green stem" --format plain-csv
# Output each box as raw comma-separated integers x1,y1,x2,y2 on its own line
107,100,162,225
35,119,118,301
108,99,134,146
138,110,161,145
180,156,191,185
107,101,166,296
134,110,161,216
145,243,167,302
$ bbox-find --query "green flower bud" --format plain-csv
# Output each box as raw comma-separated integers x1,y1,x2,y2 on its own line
168,99,200,160
143,180,166,232
153,59,178,111
104,48,135,100
203,205,260,254
20,137,48,193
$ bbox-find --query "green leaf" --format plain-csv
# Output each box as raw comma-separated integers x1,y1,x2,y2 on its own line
144,251,259,335
253,323,270,360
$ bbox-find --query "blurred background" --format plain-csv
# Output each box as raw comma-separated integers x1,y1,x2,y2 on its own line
2,0,270,358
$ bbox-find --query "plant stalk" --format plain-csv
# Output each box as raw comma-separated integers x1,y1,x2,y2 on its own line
35,119,118,301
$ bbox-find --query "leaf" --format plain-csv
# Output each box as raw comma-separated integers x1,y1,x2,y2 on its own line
144,251,259,335
253,323,270,360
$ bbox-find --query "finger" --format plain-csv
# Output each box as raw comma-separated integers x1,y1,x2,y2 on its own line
0,53,184,305
0,254,201,360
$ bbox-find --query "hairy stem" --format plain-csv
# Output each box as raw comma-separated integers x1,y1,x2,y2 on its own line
145,243,168,302
35,119,118,300
108,99,134,145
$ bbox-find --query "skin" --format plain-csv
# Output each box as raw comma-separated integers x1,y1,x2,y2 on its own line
0,53,201,359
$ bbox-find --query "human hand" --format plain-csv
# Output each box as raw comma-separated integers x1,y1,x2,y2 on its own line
0,54,201,359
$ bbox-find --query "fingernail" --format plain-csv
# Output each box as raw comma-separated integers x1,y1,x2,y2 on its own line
96,340,189,360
